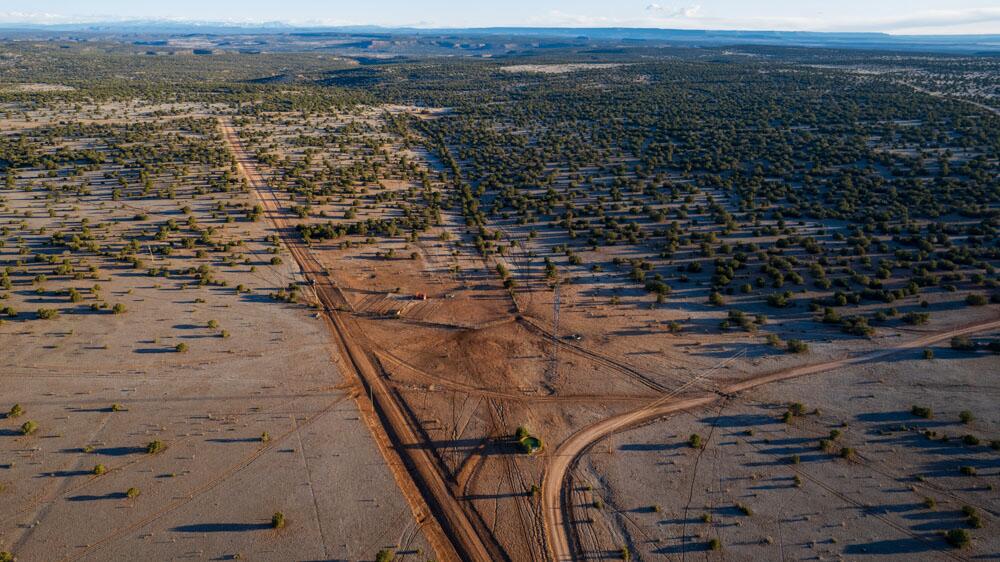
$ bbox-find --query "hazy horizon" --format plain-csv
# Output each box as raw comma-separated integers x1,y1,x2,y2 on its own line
1,1,999,35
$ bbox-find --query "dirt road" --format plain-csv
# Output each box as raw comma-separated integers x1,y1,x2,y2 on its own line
218,119,498,562
543,317,1000,561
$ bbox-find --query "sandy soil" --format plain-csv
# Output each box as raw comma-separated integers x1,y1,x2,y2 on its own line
573,349,1000,560
0,104,431,561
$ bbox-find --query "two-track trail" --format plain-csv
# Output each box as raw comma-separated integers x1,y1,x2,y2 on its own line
218,118,498,562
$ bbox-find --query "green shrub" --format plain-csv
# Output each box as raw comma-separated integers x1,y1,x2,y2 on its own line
8,404,23,418
146,440,165,454
126,487,140,499
688,434,703,449
93,464,107,475
37,308,58,320
951,336,976,351
965,294,988,306
959,411,974,424
375,549,395,562
0,551,13,562
271,512,286,529
922,348,934,360
959,466,977,476
945,528,970,548
111,303,126,314
20,421,37,435
708,538,721,551
174,343,188,353
911,405,933,419
786,339,809,354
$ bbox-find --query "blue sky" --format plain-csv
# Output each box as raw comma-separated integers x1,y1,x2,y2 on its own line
2,1,999,34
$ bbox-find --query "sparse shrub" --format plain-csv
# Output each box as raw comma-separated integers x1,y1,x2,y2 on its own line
174,343,188,353
126,487,140,499
260,432,270,443
207,319,219,329
708,538,721,551
950,336,976,351
146,440,165,454
945,528,970,548
736,503,753,516
375,550,395,562
270,256,283,266
923,496,936,509
959,411,974,424
786,339,808,354
701,513,712,523
619,546,631,561
111,403,124,412
840,447,856,460
93,464,107,475
0,551,13,562
37,308,58,320
922,348,934,360
8,404,23,418
959,466,977,476
963,435,980,446
708,291,724,306
911,405,933,419
688,434,703,449
271,512,285,529
111,303,126,314
965,294,988,306
20,421,37,435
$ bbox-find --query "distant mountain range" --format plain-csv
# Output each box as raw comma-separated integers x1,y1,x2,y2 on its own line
0,20,997,54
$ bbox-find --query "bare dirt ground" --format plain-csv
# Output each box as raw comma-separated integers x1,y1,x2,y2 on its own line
0,103,431,562
224,104,999,562
570,348,999,560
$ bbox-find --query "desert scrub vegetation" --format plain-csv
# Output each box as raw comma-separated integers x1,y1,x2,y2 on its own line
945,528,971,548
271,512,286,529
7,404,23,418
375,549,395,562
146,440,166,454
19,421,37,435
125,487,140,499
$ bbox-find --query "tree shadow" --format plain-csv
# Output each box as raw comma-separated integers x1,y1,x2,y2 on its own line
68,492,128,501
842,537,941,555
92,446,146,456
171,523,272,533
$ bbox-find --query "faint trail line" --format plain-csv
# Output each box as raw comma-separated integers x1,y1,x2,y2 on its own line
542,316,1000,561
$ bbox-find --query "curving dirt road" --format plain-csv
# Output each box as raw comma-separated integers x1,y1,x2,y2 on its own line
543,317,1000,561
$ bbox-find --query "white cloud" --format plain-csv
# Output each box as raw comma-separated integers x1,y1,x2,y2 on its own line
646,5,702,19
